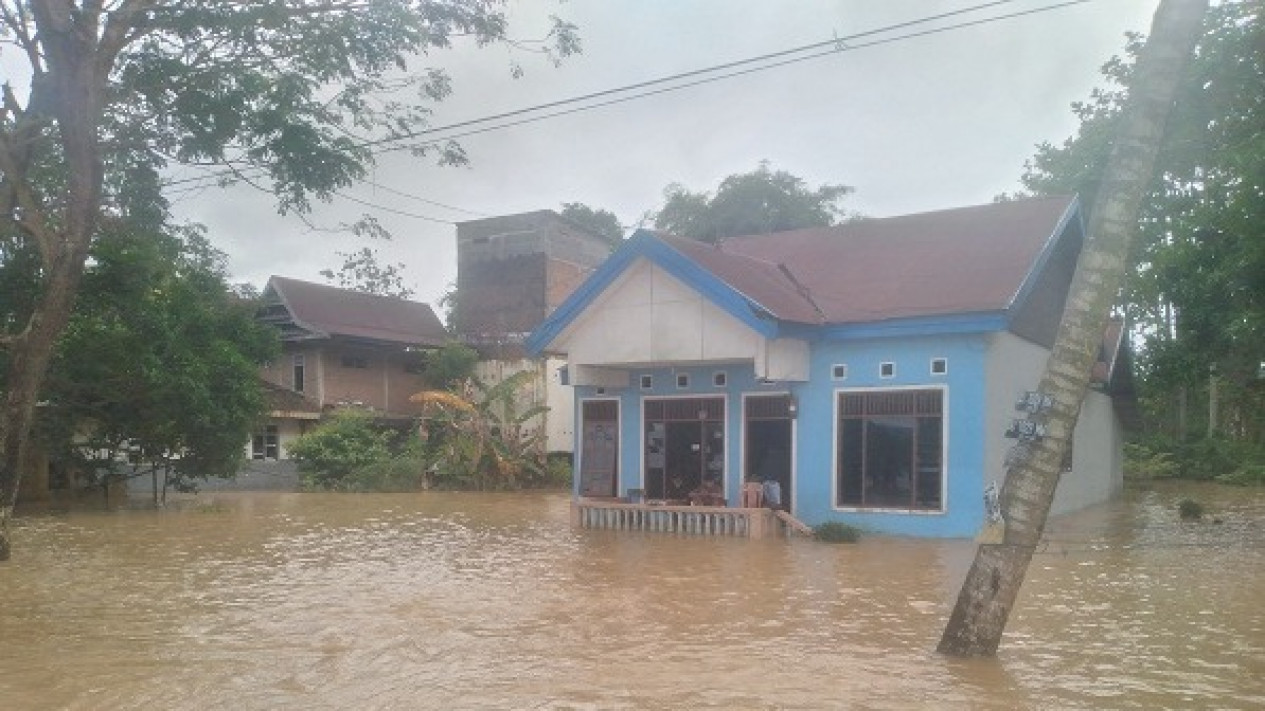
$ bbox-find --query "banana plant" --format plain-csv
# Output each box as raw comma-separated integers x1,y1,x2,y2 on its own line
410,370,549,490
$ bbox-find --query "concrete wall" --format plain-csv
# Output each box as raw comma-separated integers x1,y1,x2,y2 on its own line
261,342,425,417
474,356,574,454
563,259,766,366
455,211,609,343
243,417,313,461
986,332,1123,518
802,332,992,538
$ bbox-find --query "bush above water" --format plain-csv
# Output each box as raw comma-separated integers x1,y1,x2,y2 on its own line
814,521,862,543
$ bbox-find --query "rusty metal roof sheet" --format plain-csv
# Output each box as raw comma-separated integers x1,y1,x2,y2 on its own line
263,276,448,347
700,196,1078,325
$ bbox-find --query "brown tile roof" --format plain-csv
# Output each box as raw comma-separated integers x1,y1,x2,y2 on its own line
674,196,1078,325
264,276,448,346
259,379,321,416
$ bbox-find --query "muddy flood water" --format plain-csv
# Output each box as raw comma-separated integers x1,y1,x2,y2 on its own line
1,482,1261,710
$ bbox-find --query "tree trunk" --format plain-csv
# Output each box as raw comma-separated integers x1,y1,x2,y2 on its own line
0,2,110,560
1207,366,1218,437
937,0,1208,657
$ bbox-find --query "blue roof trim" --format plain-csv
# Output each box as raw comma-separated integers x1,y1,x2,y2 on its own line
816,311,1008,341
525,230,777,355
1006,196,1083,319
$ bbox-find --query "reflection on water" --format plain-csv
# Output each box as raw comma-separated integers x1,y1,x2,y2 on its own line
0,484,1261,710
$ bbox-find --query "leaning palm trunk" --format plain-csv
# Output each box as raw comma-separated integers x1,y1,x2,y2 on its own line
937,0,1208,656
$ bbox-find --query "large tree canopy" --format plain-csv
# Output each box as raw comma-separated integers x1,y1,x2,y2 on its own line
559,202,624,250
653,161,853,243
1019,0,1263,441
0,0,578,558
37,226,278,500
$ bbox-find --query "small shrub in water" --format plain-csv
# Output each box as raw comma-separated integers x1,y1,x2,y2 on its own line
1177,498,1204,520
814,521,861,543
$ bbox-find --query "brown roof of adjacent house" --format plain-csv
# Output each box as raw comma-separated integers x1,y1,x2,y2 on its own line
259,379,322,417
660,196,1079,326
263,276,448,347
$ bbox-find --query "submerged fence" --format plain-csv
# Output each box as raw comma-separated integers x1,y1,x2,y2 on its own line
571,499,785,538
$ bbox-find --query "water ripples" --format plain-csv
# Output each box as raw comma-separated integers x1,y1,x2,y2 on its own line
0,484,1261,709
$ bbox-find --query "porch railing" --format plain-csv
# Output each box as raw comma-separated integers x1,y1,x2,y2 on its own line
571,498,780,538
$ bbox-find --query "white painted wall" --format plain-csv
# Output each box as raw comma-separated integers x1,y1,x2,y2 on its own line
243,418,311,461
559,260,765,366
473,357,574,454
1054,390,1124,515
984,332,1123,518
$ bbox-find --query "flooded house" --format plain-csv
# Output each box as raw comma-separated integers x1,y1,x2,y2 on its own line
252,276,449,460
526,196,1130,538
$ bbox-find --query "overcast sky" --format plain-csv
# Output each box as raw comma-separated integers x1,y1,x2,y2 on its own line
169,0,1161,311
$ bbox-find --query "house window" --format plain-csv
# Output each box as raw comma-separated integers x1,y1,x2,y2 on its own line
713,372,727,387
341,354,369,369
931,358,948,375
832,364,848,380
837,389,943,511
879,362,895,378
292,355,305,393
640,375,653,390
676,373,690,389
252,425,279,460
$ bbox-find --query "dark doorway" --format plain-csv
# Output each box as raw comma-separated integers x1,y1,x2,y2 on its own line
578,400,618,497
745,395,794,510
644,397,724,502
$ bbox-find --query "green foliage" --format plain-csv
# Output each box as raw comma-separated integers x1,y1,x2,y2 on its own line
418,371,550,491
320,246,415,299
34,225,278,496
343,451,428,493
421,342,479,391
1171,438,1256,481
291,371,554,493
1019,2,1265,444
1215,463,1265,487
814,521,862,543
543,454,574,489
110,2,580,215
560,202,625,250
1123,442,1180,480
287,410,401,491
1125,436,1265,483
654,161,854,243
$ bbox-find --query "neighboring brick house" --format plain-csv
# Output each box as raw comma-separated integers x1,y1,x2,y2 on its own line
250,276,449,460
453,211,612,454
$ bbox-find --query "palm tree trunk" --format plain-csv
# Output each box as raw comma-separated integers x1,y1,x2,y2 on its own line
937,0,1208,656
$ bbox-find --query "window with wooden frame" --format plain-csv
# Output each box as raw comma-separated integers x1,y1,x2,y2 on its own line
837,389,943,511
252,425,279,460
292,355,305,393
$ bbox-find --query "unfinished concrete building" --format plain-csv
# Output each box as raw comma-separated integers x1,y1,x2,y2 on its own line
453,210,613,454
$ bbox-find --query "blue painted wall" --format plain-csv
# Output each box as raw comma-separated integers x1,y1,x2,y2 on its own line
571,331,994,538
794,332,991,537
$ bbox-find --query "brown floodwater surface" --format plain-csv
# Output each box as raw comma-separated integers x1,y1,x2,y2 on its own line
1,483,1261,710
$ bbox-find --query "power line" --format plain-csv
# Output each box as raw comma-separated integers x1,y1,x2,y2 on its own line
163,0,1091,220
